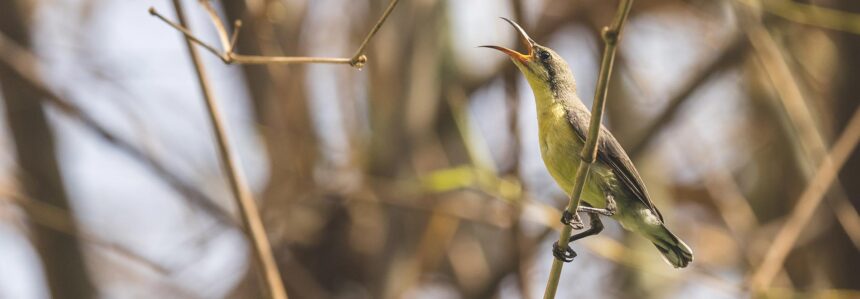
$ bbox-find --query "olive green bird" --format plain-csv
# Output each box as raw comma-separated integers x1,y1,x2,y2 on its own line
482,18,693,268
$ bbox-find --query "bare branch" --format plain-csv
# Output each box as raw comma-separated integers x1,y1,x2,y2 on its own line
149,0,400,68
228,20,241,54
198,0,231,53
349,0,401,67
169,1,287,298
149,7,227,62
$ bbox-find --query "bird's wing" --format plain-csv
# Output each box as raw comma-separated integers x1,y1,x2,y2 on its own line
565,108,664,221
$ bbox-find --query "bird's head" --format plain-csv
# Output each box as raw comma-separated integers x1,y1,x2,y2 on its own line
481,18,574,97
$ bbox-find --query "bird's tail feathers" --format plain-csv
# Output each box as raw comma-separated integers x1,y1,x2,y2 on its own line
650,225,693,268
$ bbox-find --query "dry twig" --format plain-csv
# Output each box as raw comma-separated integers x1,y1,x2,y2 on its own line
169,1,286,298
150,0,400,68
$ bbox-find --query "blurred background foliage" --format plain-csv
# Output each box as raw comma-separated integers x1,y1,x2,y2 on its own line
0,0,859,298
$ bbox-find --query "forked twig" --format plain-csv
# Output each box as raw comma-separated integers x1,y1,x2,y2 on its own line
149,0,400,68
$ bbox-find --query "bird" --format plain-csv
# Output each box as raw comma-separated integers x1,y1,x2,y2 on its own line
481,18,693,268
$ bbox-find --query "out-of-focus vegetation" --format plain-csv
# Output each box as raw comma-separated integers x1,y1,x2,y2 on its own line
0,0,859,298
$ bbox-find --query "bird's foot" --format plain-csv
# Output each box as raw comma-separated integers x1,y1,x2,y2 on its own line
552,241,577,262
568,212,605,243
560,210,585,229
577,206,614,217
575,195,617,217
553,211,605,263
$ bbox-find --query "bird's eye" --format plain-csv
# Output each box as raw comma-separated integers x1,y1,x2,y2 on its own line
538,51,551,61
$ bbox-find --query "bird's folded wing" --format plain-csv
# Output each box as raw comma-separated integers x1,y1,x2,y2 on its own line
565,109,664,221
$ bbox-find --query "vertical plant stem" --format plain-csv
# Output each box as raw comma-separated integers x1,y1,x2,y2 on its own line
170,1,287,299
542,1,634,298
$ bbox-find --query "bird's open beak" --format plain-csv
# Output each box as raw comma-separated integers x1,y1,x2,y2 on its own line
480,17,535,62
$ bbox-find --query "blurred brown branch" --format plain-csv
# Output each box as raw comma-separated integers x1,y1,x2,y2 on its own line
749,105,860,291
1,2,93,296
2,191,170,275
745,5,860,289
742,15,860,250
0,32,237,228
680,127,796,289
628,33,749,160
150,0,400,68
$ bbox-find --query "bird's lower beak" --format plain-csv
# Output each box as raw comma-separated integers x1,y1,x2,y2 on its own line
481,17,535,62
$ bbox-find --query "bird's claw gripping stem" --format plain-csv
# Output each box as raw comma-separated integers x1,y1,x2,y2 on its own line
571,195,618,217
553,211,605,263
577,206,615,217
560,210,585,229
552,241,577,262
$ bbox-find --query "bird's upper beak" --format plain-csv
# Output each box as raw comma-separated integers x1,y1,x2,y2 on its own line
481,17,535,62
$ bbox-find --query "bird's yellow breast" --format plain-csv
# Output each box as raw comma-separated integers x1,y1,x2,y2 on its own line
532,84,609,207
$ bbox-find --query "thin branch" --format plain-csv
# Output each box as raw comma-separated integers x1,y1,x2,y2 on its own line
0,32,237,227
228,55,352,65
349,0,401,66
228,20,241,53
542,1,635,298
199,0,231,53
169,1,287,299
150,0,400,68
149,7,226,61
